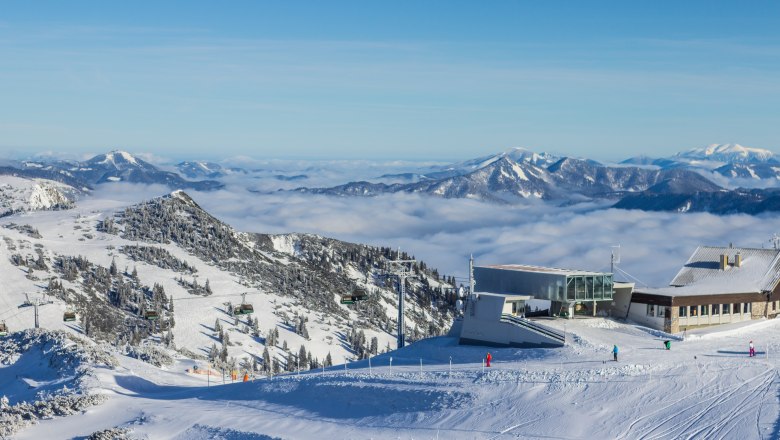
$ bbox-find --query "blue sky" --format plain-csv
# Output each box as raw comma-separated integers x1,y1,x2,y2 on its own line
1,1,779,161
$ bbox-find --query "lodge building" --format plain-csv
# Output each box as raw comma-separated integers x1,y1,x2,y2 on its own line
628,246,780,333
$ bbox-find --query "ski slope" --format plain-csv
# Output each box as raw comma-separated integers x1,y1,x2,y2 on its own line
8,316,780,439
0,195,400,374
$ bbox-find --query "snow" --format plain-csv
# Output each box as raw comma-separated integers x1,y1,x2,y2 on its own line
269,234,299,257
0,194,407,394
4,177,780,438
96,151,139,167
676,143,776,164
0,175,74,215
669,246,780,293
510,162,529,181
7,317,780,439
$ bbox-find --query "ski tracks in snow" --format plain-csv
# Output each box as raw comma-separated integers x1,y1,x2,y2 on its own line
620,362,778,440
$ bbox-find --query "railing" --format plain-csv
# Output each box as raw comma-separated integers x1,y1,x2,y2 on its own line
500,314,565,344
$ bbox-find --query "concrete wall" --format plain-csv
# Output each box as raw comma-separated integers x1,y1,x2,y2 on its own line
602,285,633,318
459,294,563,348
627,303,666,330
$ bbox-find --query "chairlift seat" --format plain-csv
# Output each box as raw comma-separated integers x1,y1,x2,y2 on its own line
144,311,159,321
341,288,368,305
0,322,7,336
239,303,254,314
63,312,77,322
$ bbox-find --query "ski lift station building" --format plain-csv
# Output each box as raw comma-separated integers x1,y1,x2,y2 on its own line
473,264,632,318
455,264,633,348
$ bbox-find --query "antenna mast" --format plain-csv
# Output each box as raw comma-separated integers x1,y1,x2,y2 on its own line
611,245,621,274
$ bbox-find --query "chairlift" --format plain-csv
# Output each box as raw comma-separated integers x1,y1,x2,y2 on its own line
340,287,369,305
144,310,159,321
63,309,77,322
0,321,7,337
233,293,254,315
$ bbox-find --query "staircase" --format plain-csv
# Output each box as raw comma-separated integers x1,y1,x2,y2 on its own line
500,314,566,345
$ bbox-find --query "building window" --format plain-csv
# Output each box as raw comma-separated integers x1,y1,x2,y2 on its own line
744,303,750,314
647,304,655,317
679,306,687,317
734,303,741,315
712,304,720,315
774,301,777,311
723,304,730,314
701,304,709,316
691,306,698,316
658,307,666,318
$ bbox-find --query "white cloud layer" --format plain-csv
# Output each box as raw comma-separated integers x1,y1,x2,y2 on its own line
88,171,780,289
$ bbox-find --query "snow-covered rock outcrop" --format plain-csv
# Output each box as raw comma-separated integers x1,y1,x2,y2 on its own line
0,329,116,437
0,175,76,217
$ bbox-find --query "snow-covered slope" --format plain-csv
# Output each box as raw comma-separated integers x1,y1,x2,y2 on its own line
432,147,560,177
0,175,77,217
0,190,455,390
675,143,776,164
175,161,228,179
7,317,780,439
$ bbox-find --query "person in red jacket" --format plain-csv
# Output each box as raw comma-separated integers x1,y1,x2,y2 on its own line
486,352,492,367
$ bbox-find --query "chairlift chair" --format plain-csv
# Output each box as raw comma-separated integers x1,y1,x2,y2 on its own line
236,303,254,315
234,293,254,315
144,310,159,321
63,309,77,322
0,321,7,337
340,287,369,304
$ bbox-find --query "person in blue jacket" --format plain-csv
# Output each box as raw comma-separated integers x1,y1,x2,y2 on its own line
613,344,619,362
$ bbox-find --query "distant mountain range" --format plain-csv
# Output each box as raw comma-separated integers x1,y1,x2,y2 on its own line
298,155,719,204
14,151,223,191
2,144,780,215
294,143,780,214
623,144,780,178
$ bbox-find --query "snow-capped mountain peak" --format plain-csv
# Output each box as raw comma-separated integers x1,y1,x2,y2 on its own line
675,143,775,164
87,150,144,169
439,147,559,175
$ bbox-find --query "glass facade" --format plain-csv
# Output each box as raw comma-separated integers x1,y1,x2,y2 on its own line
565,274,614,301
473,266,614,304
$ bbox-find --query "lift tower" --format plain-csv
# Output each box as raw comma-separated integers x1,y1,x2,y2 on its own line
387,249,416,349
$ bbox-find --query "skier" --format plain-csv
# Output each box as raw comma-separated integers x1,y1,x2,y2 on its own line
613,344,619,362
486,352,492,368
749,340,755,357
243,372,249,382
